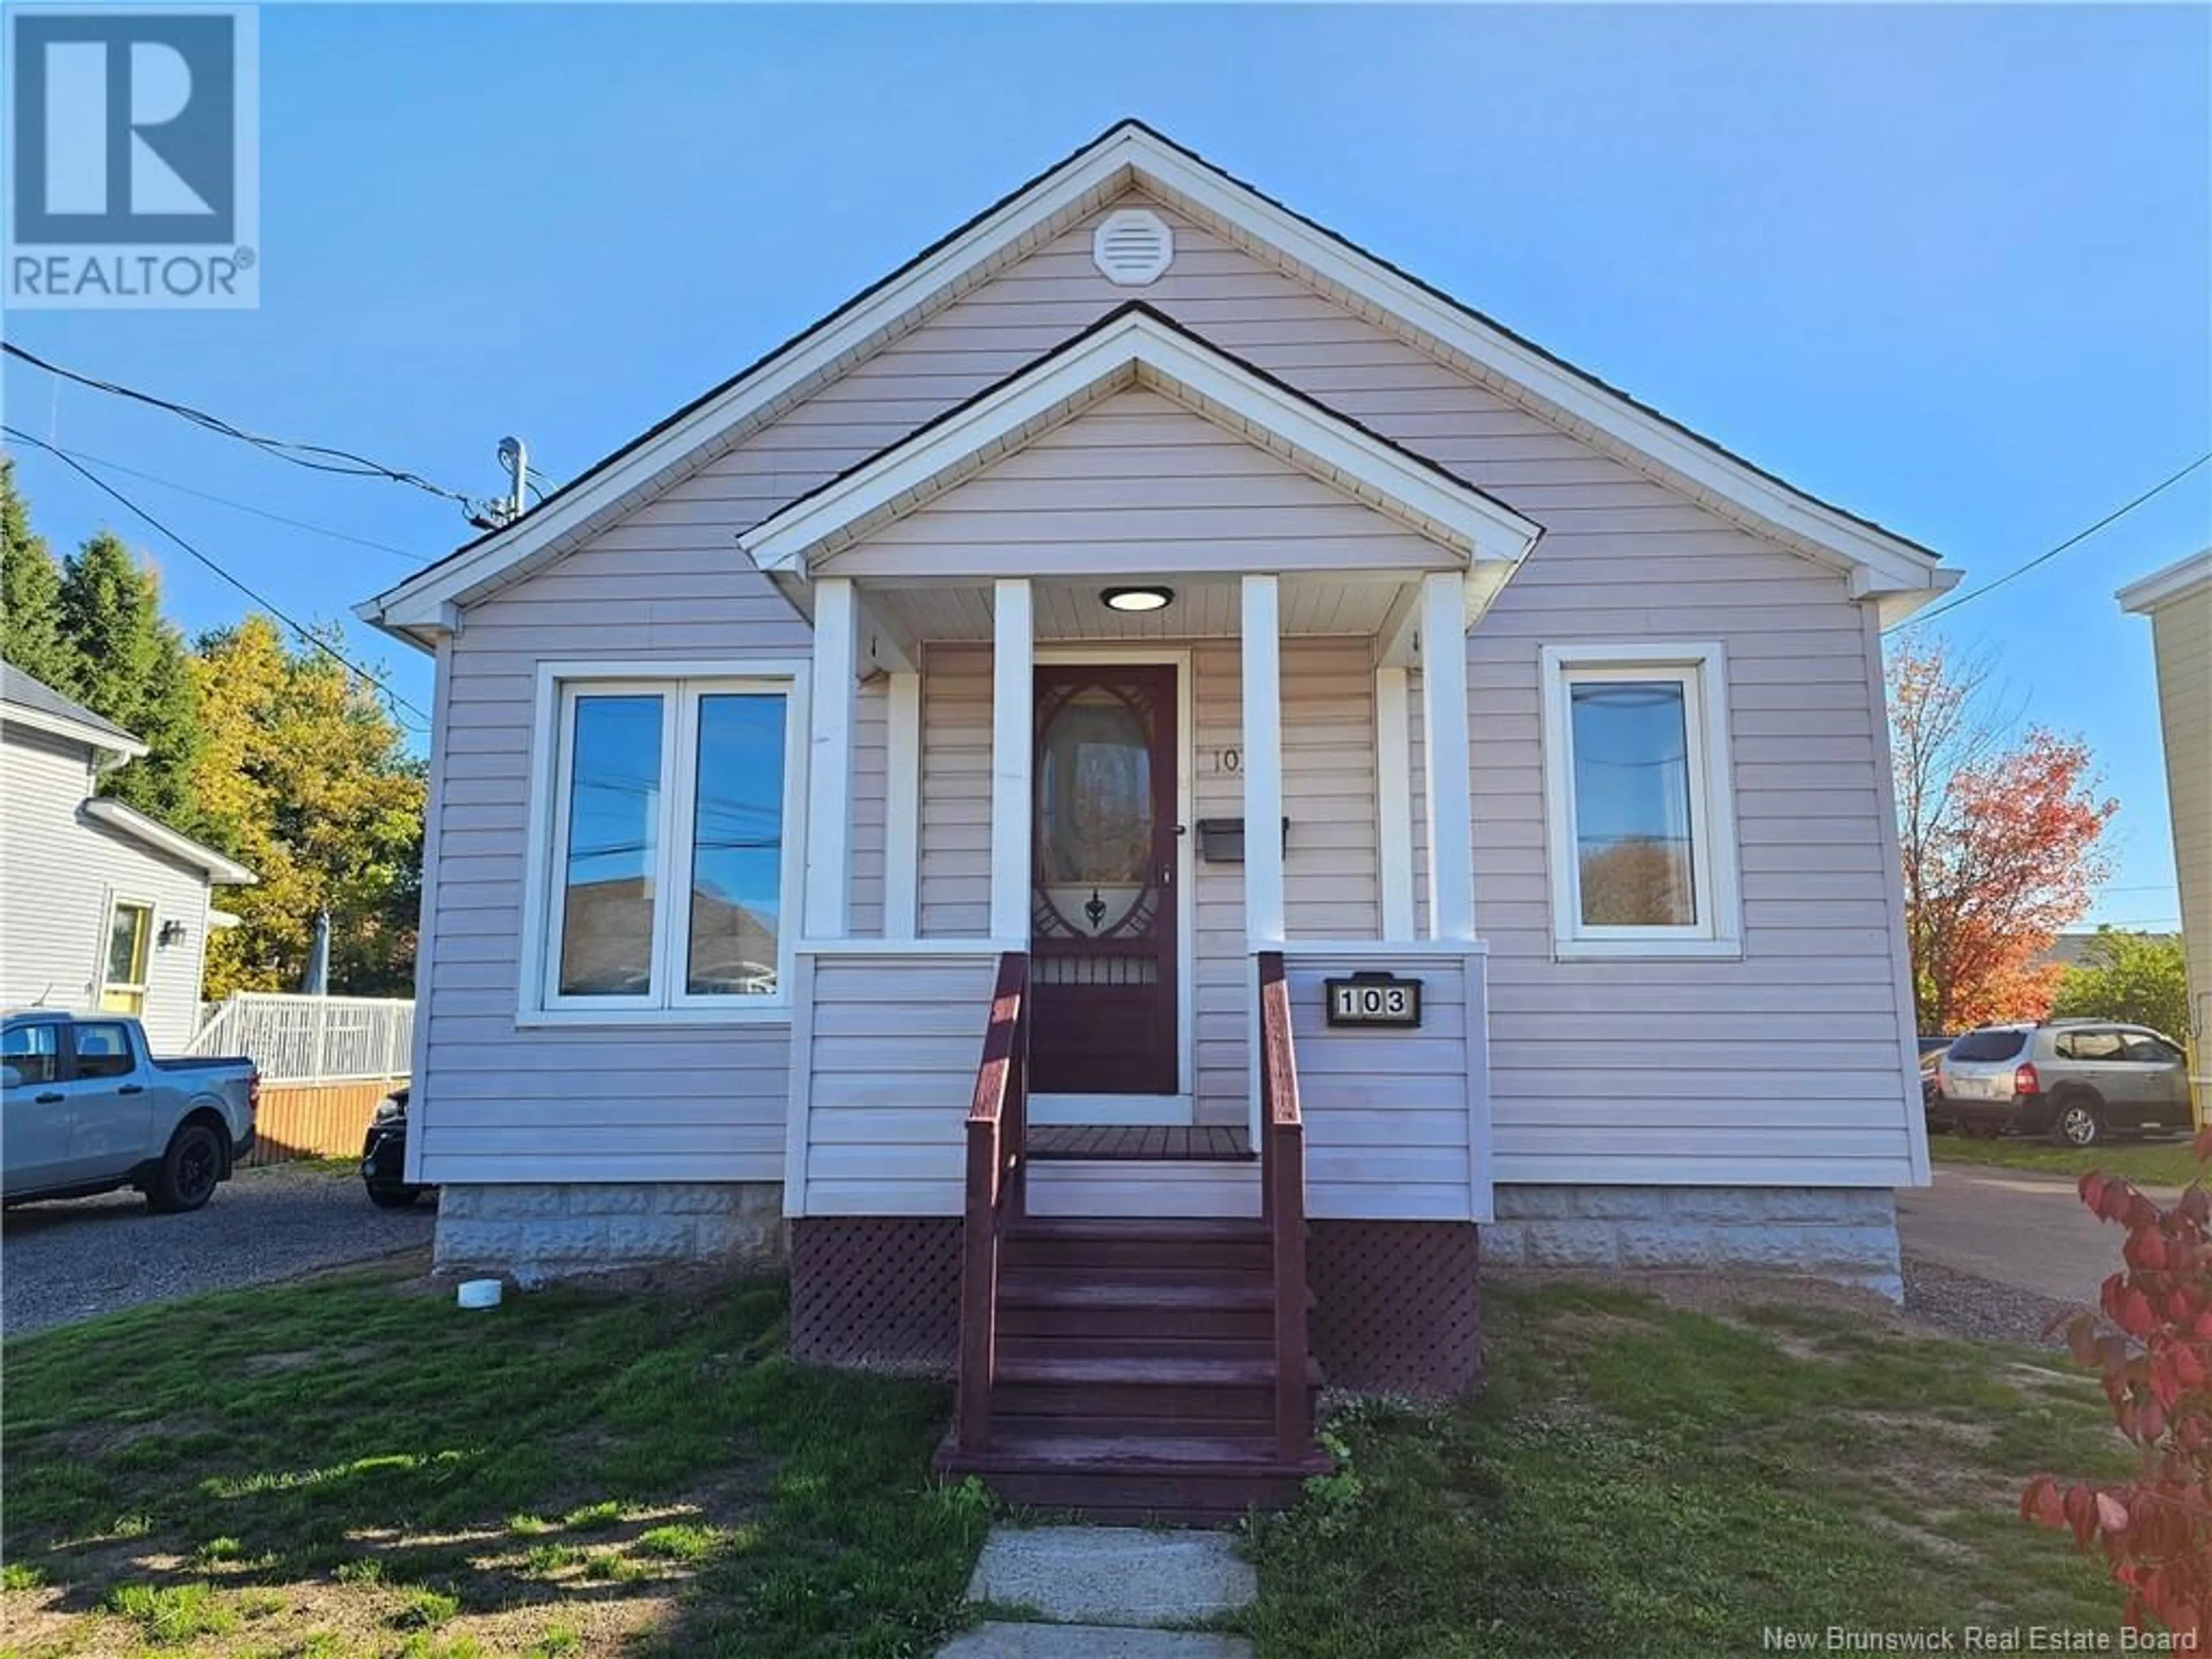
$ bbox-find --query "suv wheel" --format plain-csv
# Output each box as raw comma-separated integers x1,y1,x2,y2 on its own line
148,1121,225,1212
2051,1096,2103,1149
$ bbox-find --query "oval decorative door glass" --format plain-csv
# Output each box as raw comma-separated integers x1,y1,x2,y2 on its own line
1037,691,1154,938
1031,666,1178,1097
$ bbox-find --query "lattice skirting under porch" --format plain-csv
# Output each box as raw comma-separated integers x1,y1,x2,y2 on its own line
789,1217,962,1374
1307,1220,1484,1398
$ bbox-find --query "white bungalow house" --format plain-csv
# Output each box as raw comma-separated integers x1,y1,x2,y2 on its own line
1,663,256,1052
360,123,1953,1513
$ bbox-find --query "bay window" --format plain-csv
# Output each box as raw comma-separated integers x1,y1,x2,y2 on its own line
527,666,802,1020
1539,643,1741,958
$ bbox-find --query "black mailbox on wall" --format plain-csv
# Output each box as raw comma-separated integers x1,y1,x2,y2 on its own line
1194,817,1290,863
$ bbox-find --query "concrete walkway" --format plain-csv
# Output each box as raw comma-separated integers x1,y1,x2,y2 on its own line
939,1526,1255,1658
1895,1166,2115,1305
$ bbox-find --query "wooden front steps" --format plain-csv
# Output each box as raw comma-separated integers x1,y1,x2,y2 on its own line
939,1215,1329,1522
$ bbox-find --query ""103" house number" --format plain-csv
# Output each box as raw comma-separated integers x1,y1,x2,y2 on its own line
1322,973,1422,1028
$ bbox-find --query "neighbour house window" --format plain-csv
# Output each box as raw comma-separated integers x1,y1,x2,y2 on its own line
532,672,798,1018
100,900,153,1016
1539,644,1741,958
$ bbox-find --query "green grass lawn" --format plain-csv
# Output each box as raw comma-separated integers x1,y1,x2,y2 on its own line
0,1267,988,1658
1929,1130,2207,1193
1243,1283,2133,1657
1,1266,2140,1658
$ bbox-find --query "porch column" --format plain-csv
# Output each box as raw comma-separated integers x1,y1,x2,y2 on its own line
1374,665,1415,939
882,671,921,939
804,575,858,939
1241,574,1285,944
988,579,1033,944
1419,570,1476,942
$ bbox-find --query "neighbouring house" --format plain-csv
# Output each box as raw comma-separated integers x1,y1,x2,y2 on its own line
2119,548,2212,1117
1,662,256,1052
359,123,1955,1511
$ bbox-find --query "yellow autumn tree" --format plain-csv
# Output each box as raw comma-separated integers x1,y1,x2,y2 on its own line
190,616,426,997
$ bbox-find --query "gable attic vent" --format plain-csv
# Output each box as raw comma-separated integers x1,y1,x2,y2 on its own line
1092,207,1175,286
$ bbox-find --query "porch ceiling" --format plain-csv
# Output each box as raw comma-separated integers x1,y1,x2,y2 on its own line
865,574,1410,643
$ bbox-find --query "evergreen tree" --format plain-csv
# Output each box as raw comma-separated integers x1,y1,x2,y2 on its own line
55,531,203,828
1,460,79,691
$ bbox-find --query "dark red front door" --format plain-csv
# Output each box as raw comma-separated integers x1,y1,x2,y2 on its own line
1029,664,1179,1096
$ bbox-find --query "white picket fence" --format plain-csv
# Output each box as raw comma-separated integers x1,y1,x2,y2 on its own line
188,993,414,1085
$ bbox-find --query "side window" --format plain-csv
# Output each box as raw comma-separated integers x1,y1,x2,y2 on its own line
2058,1030,2124,1062
2,1024,61,1088
2123,1033,2183,1065
71,1023,135,1081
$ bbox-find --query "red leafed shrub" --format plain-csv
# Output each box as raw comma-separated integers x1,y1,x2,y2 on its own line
2024,1123,2212,1639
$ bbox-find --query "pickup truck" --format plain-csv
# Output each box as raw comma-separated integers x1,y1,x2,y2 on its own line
2,1010,257,1211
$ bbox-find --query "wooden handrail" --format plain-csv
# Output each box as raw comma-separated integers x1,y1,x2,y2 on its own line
956,950,1029,1456
1256,950,1312,1460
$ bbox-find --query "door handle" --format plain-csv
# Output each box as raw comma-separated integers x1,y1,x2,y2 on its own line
118,1084,145,1096
35,1092,62,1104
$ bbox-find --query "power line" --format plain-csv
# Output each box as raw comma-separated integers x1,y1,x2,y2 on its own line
1887,451,2212,633
2,340,480,511
9,438,423,561
3,425,430,729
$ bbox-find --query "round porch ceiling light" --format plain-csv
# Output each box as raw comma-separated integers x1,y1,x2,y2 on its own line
1102,586,1175,613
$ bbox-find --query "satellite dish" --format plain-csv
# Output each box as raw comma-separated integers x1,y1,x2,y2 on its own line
496,436,522,469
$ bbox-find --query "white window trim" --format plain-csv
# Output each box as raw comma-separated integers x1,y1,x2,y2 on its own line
1539,642,1741,961
518,660,810,1027
99,893,157,1013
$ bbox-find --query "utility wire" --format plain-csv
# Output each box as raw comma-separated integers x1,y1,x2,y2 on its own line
1887,451,2212,633
9,438,423,561
2,340,479,510
3,425,430,729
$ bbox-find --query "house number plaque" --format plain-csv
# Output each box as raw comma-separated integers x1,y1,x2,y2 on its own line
1323,971,1422,1028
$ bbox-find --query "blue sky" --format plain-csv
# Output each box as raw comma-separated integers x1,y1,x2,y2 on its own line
5,5,2206,929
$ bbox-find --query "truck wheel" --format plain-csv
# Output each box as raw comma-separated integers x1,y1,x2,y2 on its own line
2050,1095,2103,1149
367,1185,420,1209
148,1122,225,1213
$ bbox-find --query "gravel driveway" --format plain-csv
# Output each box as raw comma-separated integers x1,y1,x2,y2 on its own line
2,1162,436,1338
1896,1166,2117,1347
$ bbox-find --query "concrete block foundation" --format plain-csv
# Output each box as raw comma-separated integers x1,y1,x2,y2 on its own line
433,1182,785,1284
1484,1184,1904,1300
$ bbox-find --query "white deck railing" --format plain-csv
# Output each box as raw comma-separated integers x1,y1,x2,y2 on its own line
188,993,414,1085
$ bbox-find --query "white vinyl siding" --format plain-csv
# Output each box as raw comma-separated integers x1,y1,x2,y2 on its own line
788,950,999,1215
416,188,1919,1196
0,728,218,1053
415,546,809,1186
2143,586,2211,1109
1286,949,1487,1221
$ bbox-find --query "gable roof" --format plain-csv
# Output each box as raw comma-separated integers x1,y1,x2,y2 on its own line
739,301,1543,580
2118,548,2212,615
81,798,257,886
359,119,1955,646
1,661,149,762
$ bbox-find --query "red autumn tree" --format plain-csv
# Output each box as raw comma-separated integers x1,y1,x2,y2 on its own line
1888,642,2116,1032
2025,1130,2212,1639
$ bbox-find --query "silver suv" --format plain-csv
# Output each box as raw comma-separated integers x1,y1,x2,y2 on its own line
1934,1020,2193,1147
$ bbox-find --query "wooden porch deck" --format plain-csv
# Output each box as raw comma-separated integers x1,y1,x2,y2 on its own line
1026,1125,1255,1162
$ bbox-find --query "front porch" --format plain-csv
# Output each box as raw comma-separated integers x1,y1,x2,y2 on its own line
750,306,1538,1513
779,565,1499,1221
779,560,1503,1513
